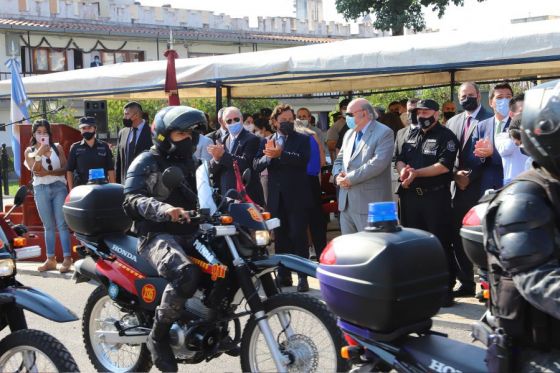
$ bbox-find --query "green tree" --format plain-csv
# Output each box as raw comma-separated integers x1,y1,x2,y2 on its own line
335,0,485,36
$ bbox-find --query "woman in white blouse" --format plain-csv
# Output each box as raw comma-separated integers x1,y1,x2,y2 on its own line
24,119,72,273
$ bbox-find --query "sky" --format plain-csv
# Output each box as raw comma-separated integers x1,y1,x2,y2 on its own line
139,0,559,32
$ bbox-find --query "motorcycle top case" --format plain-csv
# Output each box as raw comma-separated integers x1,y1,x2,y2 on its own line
317,228,448,333
63,183,132,236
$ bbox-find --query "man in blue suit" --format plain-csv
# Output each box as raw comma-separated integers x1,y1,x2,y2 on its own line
446,82,493,298
472,83,513,192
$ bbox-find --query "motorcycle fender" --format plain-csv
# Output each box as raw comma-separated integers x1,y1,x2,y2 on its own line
0,287,78,322
251,254,318,278
134,278,168,311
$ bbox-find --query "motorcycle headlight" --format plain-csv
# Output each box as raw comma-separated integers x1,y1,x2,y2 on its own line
0,259,15,277
252,230,271,246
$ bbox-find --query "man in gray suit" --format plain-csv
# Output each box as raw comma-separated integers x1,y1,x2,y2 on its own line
333,98,394,234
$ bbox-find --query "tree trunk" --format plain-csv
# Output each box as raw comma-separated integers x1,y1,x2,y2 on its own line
392,25,404,36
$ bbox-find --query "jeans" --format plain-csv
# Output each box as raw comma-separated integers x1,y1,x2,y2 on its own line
34,181,71,257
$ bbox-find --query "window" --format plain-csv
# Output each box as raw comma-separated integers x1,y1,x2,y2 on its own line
100,50,145,65
32,48,67,72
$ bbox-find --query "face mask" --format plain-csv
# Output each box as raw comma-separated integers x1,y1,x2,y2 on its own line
346,116,356,129
171,138,194,159
35,134,49,144
407,111,417,125
341,109,347,117
227,121,243,136
418,116,436,129
460,96,478,112
299,119,309,127
123,118,133,128
495,98,511,117
279,121,295,136
82,131,95,141
443,111,456,120
243,123,255,133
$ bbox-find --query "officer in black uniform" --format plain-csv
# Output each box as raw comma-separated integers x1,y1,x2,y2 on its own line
66,116,115,189
394,99,459,306
481,81,560,371
123,106,205,372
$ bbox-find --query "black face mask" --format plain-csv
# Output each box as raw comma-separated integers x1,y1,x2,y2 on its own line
418,116,436,129
460,97,478,112
279,121,295,136
408,111,418,125
123,118,133,128
443,111,456,120
82,131,95,141
171,138,194,160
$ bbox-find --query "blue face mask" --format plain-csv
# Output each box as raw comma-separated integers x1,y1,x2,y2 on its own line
227,121,243,136
495,98,511,117
345,115,356,129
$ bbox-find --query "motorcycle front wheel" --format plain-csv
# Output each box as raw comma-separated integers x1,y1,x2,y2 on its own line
83,285,152,373
0,329,79,372
240,292,350,373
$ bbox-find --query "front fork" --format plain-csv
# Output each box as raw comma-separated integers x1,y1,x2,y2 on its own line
225,236,291,372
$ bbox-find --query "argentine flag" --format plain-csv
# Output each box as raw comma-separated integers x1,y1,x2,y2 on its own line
5,57,31,177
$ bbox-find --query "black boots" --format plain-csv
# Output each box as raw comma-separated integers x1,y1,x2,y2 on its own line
147,321,178,372
297,275,309,292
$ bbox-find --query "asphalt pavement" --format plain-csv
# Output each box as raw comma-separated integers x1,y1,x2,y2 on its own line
2,261,485,373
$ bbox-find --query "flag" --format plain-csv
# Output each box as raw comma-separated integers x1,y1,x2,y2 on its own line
164,49,180,106
5,57,31,177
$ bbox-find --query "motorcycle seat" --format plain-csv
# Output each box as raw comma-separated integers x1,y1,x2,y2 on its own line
103,234,159,277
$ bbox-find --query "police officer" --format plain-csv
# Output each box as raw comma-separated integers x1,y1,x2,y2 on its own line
66,116,115,189
481,81,560,371
123,106,205,372
394,99,459,306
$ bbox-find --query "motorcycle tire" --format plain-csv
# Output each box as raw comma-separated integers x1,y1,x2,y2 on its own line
0,329,79,372
83,285,152,372
240,292,350,373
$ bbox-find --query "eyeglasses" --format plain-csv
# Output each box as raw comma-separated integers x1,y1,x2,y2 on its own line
225,117,241,124
345,110,364,118
45,157,53,171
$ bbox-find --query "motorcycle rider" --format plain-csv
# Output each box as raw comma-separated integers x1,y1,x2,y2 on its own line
482,81,560,371
123,106,206,372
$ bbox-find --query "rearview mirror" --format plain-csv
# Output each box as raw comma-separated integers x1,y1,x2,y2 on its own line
162,167,184,190
242,169,251,187
13,186,28,207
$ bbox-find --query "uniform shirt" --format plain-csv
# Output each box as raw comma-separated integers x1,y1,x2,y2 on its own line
395,124,459,188
67,139,114,186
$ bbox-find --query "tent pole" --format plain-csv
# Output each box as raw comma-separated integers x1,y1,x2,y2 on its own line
226,86,232,106
450,70,456,101
156,34,160,61
216,81,223,115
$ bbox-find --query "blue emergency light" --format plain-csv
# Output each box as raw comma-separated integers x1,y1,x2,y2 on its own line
88,168,105,182
368,202,398,224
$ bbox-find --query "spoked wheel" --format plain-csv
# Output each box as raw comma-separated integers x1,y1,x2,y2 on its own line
83,285,152,372
240,293,350,373
0,329,79,372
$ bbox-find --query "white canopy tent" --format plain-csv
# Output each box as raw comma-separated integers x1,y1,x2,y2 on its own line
1,20,560,100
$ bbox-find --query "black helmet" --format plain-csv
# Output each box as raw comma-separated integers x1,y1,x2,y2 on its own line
521,80,560,176
152,105,207,156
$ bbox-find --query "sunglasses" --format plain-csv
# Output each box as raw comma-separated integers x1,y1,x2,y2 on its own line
226,117,241,124
46,157,53,171
345,110,364,118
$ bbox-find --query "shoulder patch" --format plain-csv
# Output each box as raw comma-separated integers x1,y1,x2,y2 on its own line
447,140,456,152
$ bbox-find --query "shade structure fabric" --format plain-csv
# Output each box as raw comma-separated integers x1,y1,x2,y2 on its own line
1,20,559,100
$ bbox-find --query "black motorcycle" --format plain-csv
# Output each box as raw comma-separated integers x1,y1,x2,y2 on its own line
0,186,79,372
66,164,348,372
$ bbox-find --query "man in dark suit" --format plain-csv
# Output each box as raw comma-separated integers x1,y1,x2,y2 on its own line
90,55,102,67
208,106,264,206
206,107,228,145
254,104,312,292
115,101,153,184
446,82,493,298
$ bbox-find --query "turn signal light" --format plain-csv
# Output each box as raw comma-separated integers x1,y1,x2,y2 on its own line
13,237,27,248
341,346,351,360
341,345,363,360
483,289,490,299
262,212,271,220
220,215,234,224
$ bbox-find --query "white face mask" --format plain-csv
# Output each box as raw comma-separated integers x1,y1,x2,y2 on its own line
243,123,255,132
35,134,49,145
299,119,309,127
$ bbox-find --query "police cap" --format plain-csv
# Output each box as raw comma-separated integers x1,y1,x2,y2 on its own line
416,99,440,112
79,116,97,128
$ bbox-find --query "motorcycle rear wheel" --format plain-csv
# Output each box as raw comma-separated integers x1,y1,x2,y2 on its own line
240,292,350,373
83,285,152,373
0,329,79,372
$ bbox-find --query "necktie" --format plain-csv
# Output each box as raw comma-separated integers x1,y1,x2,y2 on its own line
352,131,363,154
462,116,472,146
127,127,138,168
495,120,503,136
229,136,239,153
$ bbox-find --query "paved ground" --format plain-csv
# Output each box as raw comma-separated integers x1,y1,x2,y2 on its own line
2,261,486,372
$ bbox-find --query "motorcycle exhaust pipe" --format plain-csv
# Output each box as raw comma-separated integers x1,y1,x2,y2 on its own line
73,256,101,284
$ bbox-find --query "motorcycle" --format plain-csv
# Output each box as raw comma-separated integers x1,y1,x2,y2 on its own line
316,202,489,372
0,186,79,372
66,162,349,373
